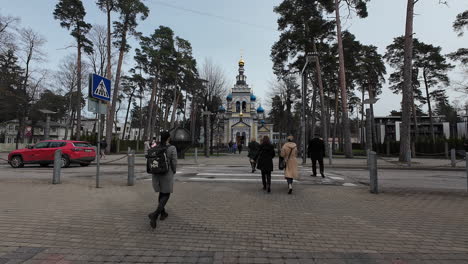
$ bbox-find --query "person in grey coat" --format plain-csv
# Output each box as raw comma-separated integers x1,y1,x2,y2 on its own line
148,131,177,229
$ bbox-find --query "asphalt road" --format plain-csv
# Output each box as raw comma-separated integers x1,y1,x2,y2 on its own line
1,161,467,192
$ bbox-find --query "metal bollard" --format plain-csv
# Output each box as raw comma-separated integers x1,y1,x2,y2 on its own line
195,147,198,164
53,149,62,184
369,151,378,194
127,150,135,186
328,143,332,165
386,140,390,156
451,149,456,167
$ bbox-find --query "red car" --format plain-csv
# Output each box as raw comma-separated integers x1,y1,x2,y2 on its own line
8,140,96,168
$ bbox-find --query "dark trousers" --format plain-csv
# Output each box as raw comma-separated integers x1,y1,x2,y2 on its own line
261,170,271,188
286,178,293,185
311,158,324,175
250,160,256,171
155,192,170,215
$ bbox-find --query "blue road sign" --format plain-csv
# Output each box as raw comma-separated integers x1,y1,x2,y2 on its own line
89,74,111,102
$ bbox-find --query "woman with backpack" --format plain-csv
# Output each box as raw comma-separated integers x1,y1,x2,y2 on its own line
281,136,298,194
148,131,177,229
256,136,275,193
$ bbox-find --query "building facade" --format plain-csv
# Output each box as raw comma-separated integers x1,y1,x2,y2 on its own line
221,58,274,145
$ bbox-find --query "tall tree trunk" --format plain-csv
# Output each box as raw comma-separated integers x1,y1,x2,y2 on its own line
369,86,378,151
169,86,179,129
361,88,365,147
145,79,157,140
332,89,339,152
122,92,134,140
76,42,82,141
106,3,112,79
310,83,318,137
423,69,435,144
399,0,415,162
334,0,353,158
105,27,127,153
312,41,328,153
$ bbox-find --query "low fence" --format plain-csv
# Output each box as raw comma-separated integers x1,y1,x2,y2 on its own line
0,143,27,152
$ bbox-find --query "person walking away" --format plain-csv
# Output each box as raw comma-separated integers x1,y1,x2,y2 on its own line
232,142,237,154
281,136,298,194
248,138,260,173
151,137,158,148
228,140,233,153
147,131,177,229
256,136,275,193
99,138,107,159
144,139,150,155
238,143,243,154
308,135,326,178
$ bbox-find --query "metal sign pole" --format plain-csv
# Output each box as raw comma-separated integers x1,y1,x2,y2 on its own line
96,100,101,188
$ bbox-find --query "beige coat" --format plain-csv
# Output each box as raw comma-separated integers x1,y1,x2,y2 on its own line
281,142,298,179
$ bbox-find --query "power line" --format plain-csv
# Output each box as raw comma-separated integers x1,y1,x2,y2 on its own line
151,0,277,32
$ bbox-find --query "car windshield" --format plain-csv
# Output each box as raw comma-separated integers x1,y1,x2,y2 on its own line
33,142,49,149
73,142,92,147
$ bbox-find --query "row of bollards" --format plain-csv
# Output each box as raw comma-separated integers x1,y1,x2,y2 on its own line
52,148,137,187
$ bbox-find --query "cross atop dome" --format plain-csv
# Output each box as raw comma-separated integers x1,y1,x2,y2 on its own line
236,55,247,86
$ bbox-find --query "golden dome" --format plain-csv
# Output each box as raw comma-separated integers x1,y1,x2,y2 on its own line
239,58,245,66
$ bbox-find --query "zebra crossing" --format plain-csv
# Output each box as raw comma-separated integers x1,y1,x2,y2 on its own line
175,165,359,186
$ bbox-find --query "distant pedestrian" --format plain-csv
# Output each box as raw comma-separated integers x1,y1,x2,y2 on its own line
248,138,260,173
147,131,177,229
99,139,107,159
281,136,298,194
232,142,237,154
256,136,275,193
238,143,243,154
308,135,326,178
144,140,150,155
151,137,158,148
228,140,233,153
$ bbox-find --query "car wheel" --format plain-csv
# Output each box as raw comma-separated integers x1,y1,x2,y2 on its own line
40,163,49,167
79,162,90,167
61,155,70,168
10,156,24,168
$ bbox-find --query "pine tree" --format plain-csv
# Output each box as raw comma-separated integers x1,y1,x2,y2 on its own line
53,0,93,140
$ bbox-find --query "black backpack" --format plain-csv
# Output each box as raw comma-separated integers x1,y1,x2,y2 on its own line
146,145,169,174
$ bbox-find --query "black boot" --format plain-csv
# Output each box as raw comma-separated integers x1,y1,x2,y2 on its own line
160,210,168,221
148,212,158,229
267,185,271,193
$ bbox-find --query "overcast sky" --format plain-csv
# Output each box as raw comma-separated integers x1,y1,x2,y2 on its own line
1,0,466,118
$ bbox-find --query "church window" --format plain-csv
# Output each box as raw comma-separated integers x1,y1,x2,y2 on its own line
242,101,246,112
236,101,240,113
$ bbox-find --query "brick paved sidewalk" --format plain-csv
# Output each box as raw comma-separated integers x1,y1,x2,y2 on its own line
0,177,467,263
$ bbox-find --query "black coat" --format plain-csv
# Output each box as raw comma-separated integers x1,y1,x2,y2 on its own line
248,141,260,159
308,138,325,159
256,143,275,172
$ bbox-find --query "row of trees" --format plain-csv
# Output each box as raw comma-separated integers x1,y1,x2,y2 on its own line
0,0,229,152
269,0,467,159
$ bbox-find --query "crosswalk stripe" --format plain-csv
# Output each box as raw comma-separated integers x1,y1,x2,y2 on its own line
196,173,285,177
188,178,288,182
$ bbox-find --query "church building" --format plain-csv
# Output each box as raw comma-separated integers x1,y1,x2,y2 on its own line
220,58,274,145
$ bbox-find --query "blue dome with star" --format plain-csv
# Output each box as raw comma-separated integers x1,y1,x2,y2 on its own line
218,105,226,112
257,106,264,113
226,93,232,101
250,94,257,101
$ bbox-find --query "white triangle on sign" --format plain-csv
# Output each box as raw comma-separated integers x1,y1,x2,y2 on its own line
94,80,109,98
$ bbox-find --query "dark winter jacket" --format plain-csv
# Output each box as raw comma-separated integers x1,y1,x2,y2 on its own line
308,138,325,159
256,143,276,172
247,141,260,159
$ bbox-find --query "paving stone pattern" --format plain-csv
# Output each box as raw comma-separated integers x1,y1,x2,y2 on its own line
0,176,467,263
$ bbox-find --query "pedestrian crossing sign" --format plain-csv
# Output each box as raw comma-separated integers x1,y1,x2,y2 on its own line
89,73,111,102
